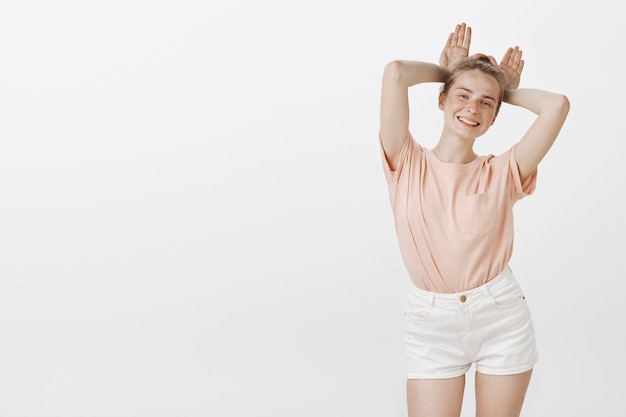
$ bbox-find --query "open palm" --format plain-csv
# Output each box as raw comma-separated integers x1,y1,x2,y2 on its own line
439,23,472,71
499,46,524,89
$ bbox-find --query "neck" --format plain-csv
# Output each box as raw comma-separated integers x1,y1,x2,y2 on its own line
433,137,477,164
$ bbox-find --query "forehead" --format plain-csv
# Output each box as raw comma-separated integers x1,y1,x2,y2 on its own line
451,69,501,97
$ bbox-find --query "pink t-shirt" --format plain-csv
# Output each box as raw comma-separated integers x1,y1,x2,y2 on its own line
381,133,537,293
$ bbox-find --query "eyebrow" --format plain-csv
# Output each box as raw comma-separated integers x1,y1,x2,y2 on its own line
455,87,497,103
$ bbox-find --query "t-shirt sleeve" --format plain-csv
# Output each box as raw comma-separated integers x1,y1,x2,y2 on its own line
508,143,537,202
379,131,419,185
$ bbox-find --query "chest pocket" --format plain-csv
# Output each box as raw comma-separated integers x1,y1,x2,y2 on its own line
460,192,496,237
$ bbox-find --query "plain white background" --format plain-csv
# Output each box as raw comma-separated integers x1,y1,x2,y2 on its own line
0,0,624,416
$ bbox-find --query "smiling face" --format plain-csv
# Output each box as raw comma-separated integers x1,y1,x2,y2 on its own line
438,69,501,140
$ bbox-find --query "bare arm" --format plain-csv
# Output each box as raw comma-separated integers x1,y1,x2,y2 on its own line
379,61,448,170
497,46,570,181
504,88,570,181
379,23,470,170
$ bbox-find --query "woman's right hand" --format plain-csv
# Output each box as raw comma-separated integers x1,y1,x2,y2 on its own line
439,22,472,71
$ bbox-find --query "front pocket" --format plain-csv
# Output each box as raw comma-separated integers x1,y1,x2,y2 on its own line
460,192,496,237
491,288,526,308
404,308,432,323
404,300,433,323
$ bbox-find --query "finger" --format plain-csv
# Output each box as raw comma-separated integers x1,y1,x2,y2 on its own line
457,22,466,46
500,47,512,66
463,26,472,49
513,48,523,68
501,46,518,66
517,59,525,75
445,32,454,48
452,23,463,46
508,47,519,66
507,47,522,70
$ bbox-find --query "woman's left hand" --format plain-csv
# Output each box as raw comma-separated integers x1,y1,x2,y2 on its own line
499,46,524,89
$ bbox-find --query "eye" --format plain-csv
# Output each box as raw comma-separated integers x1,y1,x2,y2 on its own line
481,100,492,107
458,94,468,99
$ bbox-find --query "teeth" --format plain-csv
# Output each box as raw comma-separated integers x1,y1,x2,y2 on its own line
458,116,478,126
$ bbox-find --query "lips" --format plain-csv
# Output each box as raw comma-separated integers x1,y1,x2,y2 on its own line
457,116,479,126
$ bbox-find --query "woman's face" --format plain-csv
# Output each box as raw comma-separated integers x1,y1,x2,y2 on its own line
439,69,501,140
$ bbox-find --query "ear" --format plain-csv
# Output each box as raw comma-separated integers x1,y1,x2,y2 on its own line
438,91,445,110
490,114,497,126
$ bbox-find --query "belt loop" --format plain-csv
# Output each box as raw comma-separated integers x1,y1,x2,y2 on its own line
430,293,436,307
482,284,490,297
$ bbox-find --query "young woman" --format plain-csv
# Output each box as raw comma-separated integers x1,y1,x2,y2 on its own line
379,23,569,417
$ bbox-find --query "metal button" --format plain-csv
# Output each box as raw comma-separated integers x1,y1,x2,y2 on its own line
460,295,467,303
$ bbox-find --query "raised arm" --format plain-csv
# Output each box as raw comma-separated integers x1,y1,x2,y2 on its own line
379,61,447,170
498,47,570,181
379,23,471,170
505,89,569,180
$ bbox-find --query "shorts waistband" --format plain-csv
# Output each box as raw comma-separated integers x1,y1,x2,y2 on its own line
408,266,514,305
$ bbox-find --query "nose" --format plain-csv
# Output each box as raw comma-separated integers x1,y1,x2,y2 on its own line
466,101,477,113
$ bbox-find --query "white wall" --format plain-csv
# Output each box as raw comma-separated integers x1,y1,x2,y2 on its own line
0,0,623,416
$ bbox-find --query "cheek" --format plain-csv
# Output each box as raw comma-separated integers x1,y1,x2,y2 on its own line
483,108,497,122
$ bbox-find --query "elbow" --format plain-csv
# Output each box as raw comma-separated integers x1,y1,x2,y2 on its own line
558,94,570,113
540,93,570,119
555,94,570,117
383,60,404,83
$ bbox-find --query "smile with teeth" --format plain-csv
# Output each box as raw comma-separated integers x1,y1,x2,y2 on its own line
457,116,479,126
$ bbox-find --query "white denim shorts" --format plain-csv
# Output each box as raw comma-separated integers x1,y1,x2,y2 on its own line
404,266,538,379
